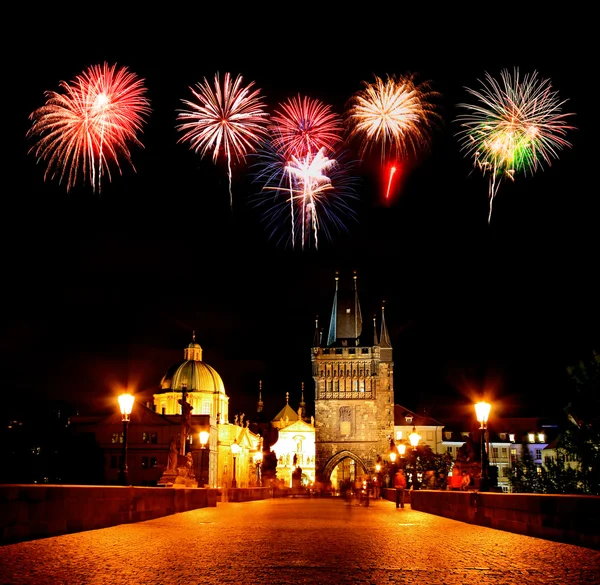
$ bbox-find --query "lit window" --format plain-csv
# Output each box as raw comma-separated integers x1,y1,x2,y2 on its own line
528,433,535,443
538,433,545,443
509,434,515,442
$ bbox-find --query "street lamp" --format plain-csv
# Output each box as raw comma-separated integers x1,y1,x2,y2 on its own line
231,439,241,488
409,426,420,450
199,430,209,487
117,393,134,486
254,451,263,486
475,400,491,491
408,426,421,489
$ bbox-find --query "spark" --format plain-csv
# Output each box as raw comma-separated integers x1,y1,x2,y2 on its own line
455,67,576,224
27,62,151,193
176,72,270,208
346,72,442,165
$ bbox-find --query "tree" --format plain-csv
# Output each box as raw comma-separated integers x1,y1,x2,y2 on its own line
539,452,582,494
559,350,600,495
509,440,542,493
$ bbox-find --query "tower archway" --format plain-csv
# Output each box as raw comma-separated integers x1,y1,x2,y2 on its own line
320,450,368,493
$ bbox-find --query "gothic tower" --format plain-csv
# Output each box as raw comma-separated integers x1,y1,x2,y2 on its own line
311,272,394,485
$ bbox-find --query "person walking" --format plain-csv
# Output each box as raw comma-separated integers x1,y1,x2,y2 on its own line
394,468,407,508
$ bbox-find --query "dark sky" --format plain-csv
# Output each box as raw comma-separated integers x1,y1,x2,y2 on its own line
4,9,598,422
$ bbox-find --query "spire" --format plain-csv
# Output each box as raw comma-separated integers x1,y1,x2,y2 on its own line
326,272,339,346
313,315,321,347
373,314,379,345
299,382,306,418
326,271,363,346
353,271,361,341
379,301,391,348
257,380,264,413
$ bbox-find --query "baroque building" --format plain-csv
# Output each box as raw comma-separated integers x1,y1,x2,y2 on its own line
311,272,395,486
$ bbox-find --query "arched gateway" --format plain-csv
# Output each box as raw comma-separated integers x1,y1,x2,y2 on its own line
311,272,395,491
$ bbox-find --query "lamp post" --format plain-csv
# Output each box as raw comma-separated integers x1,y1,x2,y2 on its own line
254,451,263,487
199,430,209,487
231,439,241,488
475,400,491,491
117,393,135,486
408,426,421,489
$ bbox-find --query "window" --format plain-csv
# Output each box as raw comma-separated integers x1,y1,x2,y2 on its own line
492,447,499,459
111,433,120,444
202,402,211,414
535,449,542,460
142,457,149,469
151,433,158,444
501,447,508,457
447,446,453,455
151,457,158,468
142,432,150,444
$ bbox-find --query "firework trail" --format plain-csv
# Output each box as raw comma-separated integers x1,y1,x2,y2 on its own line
385,166,396,199
27,62,151,193
455,67,576,224
250,144,359,250
345,72,442,164
176,72,270,208
269,94,343,158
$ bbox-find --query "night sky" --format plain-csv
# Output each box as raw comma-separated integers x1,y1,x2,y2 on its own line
4,9,598,423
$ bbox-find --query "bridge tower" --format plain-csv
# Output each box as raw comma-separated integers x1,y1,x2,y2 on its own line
311,272,394,486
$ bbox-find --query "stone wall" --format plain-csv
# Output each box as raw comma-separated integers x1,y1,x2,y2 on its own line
1,484,219,545
382,488,600,550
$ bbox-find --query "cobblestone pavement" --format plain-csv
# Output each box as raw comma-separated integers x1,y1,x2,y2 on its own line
1,497,599,585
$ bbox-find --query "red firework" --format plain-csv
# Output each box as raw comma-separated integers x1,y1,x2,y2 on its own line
269,94,343,159
27,62,151,193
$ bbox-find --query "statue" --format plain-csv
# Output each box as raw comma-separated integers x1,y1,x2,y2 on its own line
167,437,178,471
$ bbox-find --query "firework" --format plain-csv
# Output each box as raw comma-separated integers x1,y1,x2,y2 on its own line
27,62,151,193
345,72,441,164
176,72,270,208
385,166,397,199
269,94,343,159
455,67,576,223
250,144,359,250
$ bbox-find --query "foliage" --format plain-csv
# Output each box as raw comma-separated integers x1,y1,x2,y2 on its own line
509,439,543,493
538,451,583,494
559,350,600,495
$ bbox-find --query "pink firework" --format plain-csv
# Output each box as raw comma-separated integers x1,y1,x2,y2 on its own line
269,94,343,159
176,72,270,208
27,62,151,193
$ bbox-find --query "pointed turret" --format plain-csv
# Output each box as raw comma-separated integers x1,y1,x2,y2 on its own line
326,271,362,347
257,380,264,413
373,314,379,345
380,301,391,348
313,316,322,347
299,382,306,421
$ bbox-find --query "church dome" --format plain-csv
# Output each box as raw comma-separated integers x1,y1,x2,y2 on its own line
160,332,225,395
168,360,225,394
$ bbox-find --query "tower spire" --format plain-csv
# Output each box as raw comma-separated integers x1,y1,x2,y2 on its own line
326,272,339,346
380,301,391,348
313,315,321,347
373,314,379,345
257,380,264,413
